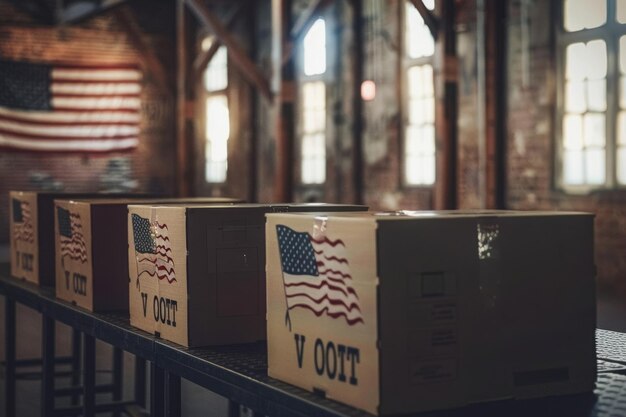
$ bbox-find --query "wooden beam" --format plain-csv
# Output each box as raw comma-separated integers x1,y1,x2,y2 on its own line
185,0,273,102
408,0,440,40
59,0,127,24
434,0,457,209
113,6,172,93
192,3,243,80
485,0,507,208
272,0,295,202
176,0,191,197
350,0,364,205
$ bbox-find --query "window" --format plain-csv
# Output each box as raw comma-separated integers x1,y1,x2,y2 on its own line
300,18,327,185
558,0,626,189
202,39,230,183
404,0,436,186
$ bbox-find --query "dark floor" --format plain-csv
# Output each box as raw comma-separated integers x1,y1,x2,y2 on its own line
0,245,624,416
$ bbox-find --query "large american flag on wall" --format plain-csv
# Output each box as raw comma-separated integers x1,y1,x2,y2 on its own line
0,60,141,153
276,225,364,327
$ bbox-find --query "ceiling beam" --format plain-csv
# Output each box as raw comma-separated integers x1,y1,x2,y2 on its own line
409,0,440,40
192,2,243,81
113,6,173,93
185,0,273,102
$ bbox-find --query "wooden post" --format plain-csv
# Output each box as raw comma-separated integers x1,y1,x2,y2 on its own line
485,0,507,209
272,0,295,202
435,0,458,210
351,0,364,205
176,0,190,197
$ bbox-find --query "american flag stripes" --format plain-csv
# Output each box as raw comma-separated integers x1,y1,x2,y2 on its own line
12,199,34,244
131,214,176,284
0,60,141,153
57,207,88,264
276,225,364,326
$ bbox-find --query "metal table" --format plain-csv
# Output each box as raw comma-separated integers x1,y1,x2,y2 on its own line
1,263,626,417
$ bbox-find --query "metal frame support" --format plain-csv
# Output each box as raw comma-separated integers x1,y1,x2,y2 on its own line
5,298,16,417
150,362,165,417
165,371,181,417
135,356,147,408
83,334,96,417
41,316,55,417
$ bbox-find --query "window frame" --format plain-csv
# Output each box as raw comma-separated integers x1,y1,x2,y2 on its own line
297,17,329,187
556,0,626,192
200,41,231,185
401,0,438,189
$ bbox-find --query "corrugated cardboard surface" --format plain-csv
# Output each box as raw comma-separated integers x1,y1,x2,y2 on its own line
55,200,94,310
377,214,595,414
266,213,380,414
267,211,596,415
9,191,161,287
129,205,189,346
9,191,39,284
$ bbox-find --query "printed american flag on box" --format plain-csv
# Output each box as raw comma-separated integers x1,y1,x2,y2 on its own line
276,225,364,328
0,60,141,153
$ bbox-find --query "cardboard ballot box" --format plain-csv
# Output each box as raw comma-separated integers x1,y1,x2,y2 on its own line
266,210,596,415
127,203,367,347
54,197,241,311
9,191,152,286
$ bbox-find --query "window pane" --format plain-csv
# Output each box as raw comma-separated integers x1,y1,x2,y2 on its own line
586,40,607,79
618,0,626,23
301,134,326,184
205,95,230,183
563,114,584,150
564,0,606,31
617,147,626,184
204,46,228,92
583,113,606,146
304,19,326,76
406,2,435,58
563,150,584,184
565,80,586,113
566,43,586,80
585,148,606,184
620,36,626,73
619,112,626,145
620,78,626,109
586,79,606,111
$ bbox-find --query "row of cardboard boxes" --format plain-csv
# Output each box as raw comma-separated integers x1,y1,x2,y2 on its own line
9,191,597,415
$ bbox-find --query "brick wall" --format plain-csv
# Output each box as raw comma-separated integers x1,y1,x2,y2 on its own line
505,0,626,293
0,2,176,243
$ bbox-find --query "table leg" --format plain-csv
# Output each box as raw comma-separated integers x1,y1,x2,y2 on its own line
41,316,55,417
228,400,240,417
150,362,165,417
134,356,147,408
5,298,16,417
165,371,181,417
82,334,96,417
71,328,81,406
112,347,123,417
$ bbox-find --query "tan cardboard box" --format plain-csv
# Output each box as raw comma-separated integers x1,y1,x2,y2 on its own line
266,210,596,415
128,203,367,347
54,197,240,311
9,191,149,286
